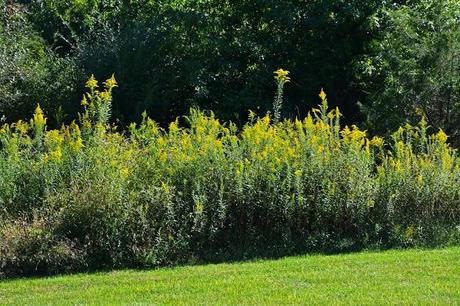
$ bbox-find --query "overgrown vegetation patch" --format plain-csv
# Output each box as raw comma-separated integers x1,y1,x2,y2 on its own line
1,76,459,277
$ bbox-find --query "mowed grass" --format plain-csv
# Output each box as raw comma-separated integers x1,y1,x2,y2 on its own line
1,248,459,305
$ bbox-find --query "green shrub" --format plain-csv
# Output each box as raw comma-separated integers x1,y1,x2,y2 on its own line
0,218,85,277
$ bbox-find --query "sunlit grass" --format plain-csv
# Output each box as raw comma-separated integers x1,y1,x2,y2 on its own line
1,247,459,305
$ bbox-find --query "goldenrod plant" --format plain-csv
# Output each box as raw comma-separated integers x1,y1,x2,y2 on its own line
0,76,459,277
272,69,290,123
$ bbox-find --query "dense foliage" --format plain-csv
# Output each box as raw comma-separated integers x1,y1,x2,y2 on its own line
20,0,380,124
0,6,81,123
0,2,389,122
1,77,459,277
356,0,460,143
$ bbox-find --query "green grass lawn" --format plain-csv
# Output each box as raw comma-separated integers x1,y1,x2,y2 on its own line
1,248,459,305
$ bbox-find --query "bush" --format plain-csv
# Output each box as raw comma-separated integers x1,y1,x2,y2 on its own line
0,218,85,277
0,75,459,277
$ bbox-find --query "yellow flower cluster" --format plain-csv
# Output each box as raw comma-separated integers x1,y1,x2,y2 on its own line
103,74,118,90
85,74,99,89
274,69,291,84
0,76,458,229
31,104,47,130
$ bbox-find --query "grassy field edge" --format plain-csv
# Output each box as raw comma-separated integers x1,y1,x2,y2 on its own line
1,247,459,305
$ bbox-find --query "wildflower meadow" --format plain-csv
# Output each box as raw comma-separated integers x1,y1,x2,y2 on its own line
1,74,459,277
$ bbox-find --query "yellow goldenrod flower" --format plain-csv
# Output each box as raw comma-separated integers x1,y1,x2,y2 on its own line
49,148,63,162
0,124,8,135
435,129,448,143
274,69,291,83
14,120,29,135
32,104,47,127
70,137,84,152
85,75,99,89
45,130,64,148
369,136,384,147
349,127,367,141
81,95,88,106
169,120,179,134
334,107,342,119
319,89,327,101
103,74,118,90
99,91,112,102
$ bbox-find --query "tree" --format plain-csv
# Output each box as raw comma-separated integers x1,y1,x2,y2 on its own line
0,5,81,123
22,0,385,126
356,0,460,142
